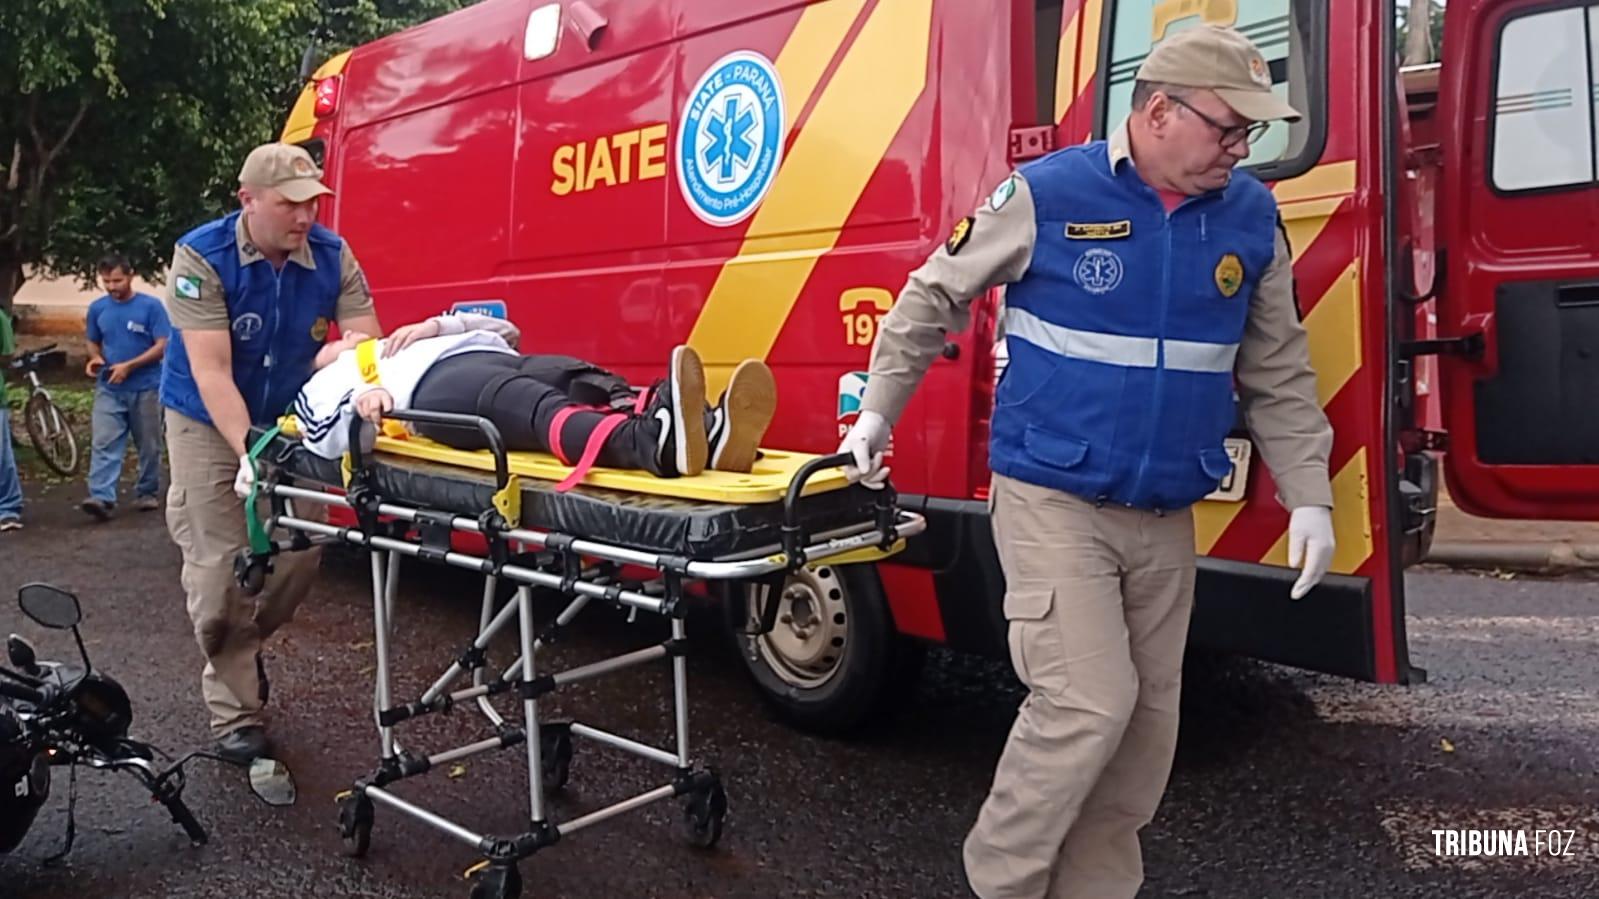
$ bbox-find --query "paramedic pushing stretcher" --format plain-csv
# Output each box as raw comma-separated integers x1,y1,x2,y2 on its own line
160,143,383,764
292,311,777,484
838,28,1336,899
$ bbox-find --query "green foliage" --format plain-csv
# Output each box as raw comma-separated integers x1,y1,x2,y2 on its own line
0,0,469,307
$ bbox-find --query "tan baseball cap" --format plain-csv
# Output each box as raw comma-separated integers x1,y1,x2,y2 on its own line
1136,25,1301,123
238,142,333,202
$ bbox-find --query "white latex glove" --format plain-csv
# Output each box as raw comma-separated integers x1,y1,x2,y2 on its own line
234,455,257,499
1287,505,1335,600
838,410,891,490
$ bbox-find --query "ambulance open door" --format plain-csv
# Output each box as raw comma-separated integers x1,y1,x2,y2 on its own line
1433,0,1599,519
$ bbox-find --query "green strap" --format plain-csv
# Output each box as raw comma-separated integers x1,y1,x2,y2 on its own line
245,425,283,555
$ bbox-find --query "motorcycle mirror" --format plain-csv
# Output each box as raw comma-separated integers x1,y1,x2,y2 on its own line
247,758,297,807
6,634,38,673
17,584,82,630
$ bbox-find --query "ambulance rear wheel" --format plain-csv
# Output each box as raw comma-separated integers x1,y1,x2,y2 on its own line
734,563,923,735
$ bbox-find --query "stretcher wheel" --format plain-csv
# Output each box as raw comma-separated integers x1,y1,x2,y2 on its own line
467,863,522,899
337,792,374,858
680,779,727,850
539,727,572,792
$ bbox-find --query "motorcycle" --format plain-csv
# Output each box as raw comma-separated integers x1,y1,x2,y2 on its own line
0,582,296,862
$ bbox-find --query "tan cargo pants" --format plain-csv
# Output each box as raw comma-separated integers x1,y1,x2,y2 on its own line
164,409,322,736
964,474,1197,899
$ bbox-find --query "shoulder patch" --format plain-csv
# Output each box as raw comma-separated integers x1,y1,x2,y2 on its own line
946,216,974,256
174,275,202,301
988,175,1018,211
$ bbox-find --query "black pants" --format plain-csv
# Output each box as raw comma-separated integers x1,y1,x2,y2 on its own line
411,351,657,471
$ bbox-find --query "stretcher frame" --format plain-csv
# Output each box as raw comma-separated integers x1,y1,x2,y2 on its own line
235,409,924,899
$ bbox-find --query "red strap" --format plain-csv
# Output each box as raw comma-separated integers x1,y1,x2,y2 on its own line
633,386,652,415
547,405,594,466
552,412,629,493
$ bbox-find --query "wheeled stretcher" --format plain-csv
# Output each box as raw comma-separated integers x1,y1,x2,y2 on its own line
233,408,924,899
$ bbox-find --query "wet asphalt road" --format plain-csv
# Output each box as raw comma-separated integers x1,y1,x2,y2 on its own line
2,480,1597,899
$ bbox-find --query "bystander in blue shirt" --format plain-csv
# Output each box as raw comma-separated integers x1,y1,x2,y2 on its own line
81,260,171,518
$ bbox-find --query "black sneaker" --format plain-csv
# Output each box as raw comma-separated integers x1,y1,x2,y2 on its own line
639,346,707,477
79,498,114,522
214,725,271,764
708,359,776,473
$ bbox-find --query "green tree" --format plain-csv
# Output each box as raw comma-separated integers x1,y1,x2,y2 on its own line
0,0,466,312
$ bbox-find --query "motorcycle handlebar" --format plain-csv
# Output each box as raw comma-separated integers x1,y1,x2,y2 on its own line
0,679,45,705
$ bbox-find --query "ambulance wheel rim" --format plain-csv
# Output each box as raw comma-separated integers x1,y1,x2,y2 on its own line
752,566,849,689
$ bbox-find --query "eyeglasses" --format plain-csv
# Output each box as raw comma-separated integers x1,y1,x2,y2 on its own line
1168,96,1271,149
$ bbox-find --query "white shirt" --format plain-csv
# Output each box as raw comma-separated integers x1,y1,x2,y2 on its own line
293,312,521,458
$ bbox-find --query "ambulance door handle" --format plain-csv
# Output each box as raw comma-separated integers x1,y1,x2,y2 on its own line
567,2,608,50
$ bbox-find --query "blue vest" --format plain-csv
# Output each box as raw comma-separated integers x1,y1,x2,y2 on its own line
160,211,344,427
990,142,1279,511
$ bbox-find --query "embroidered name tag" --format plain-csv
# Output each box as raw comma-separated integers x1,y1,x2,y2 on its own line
1065,221,1132,240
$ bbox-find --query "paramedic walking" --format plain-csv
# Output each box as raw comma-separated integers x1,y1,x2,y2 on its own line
160,142,382,763
80,254,171,519
838,27,1336,899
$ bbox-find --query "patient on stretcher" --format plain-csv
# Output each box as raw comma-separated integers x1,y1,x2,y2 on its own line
292,311,777,479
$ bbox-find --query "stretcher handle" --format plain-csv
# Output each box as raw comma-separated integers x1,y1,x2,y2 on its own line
349,409,511,489
784,452,854,521
781,451,866,542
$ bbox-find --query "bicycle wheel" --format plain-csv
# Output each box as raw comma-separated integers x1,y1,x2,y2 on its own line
24,392,79,476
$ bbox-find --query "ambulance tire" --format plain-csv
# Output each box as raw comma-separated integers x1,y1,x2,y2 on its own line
734,563,924,736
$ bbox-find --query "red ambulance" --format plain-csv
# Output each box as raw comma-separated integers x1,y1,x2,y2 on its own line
281,0,1599,732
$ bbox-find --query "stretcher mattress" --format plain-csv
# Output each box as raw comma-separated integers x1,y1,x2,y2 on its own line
250,426,891,559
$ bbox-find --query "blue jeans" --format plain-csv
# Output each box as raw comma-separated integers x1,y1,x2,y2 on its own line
0,405,21,520
87,386,163,503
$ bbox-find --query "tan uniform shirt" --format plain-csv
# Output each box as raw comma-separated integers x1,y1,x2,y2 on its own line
863,126,1334,510
165,214,376,331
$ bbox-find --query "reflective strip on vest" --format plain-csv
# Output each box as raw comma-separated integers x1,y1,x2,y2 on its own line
1005,308,1238,374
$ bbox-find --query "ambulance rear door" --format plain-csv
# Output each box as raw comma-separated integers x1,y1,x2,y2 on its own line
1433,0,1599,518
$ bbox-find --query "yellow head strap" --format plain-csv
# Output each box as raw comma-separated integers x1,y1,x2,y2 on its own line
356,338,382,386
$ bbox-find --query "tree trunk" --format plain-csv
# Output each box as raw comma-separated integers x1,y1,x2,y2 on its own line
1404,0,1436,66
0,251,22,318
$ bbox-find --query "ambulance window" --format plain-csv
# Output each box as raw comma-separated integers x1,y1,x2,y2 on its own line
524,3,561,62
1035,0,1066,126
295,139,325,169
1100,0,1325,179
1489,5,1599,193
